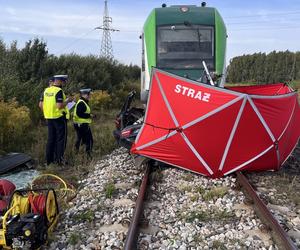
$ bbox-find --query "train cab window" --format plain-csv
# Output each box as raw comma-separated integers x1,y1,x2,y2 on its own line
157,25,214,70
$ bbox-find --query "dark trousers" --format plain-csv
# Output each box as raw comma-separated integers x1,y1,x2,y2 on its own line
74,123,93,156
46,117,67,165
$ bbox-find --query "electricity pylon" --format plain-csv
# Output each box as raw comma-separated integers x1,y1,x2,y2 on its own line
95,0,119,60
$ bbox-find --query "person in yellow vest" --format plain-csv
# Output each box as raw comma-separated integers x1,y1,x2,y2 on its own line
73,88,93,158
39,75,73,165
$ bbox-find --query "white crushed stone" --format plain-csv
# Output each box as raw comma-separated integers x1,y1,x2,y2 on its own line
47,148,277,250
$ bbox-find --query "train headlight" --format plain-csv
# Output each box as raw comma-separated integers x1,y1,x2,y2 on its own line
180,6,189,12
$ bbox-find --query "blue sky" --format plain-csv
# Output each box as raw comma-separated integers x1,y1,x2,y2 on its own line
1,0,300,66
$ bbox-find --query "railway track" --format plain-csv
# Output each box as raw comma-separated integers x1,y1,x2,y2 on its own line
46,148,299,249
124,161,297,250
236,172,297,250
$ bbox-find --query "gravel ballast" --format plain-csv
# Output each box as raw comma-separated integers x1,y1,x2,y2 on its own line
47,147,297,250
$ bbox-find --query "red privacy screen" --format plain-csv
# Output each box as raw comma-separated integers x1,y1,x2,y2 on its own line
131,69,300,178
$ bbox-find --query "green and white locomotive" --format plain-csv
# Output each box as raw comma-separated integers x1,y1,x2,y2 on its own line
114,3,228,147
140,3,227,102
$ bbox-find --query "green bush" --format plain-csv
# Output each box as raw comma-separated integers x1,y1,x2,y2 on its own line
0,38,139,163
89,90,112,111
0,99,31,152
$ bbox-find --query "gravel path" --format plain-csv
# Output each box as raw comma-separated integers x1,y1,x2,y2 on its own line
45,147,289,250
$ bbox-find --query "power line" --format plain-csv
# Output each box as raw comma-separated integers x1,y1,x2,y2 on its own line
224,10,300,19
53,8,300,55
227,17,300,26
55,29,95,54
230,25,300,31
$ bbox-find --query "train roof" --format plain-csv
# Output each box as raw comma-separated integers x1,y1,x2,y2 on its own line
146,5,219,27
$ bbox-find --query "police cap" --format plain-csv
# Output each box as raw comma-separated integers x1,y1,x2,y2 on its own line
79,88,92,95
54,75,68,82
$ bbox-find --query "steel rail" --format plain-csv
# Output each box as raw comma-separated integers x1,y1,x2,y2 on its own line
124,162,151,250
236,171,297,250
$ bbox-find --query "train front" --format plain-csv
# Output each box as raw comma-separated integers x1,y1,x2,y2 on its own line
140,3,227,102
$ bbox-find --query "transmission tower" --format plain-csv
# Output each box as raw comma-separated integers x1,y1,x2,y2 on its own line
95,0,119,60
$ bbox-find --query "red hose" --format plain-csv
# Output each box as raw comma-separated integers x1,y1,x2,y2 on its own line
29,193,46,216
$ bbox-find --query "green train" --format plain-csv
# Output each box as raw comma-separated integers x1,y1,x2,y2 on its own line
114,3,227,147
140,3,227,102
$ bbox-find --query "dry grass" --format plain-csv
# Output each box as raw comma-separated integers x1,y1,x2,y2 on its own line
31,109,118,165
31,109,118,189
203,186,229,201
183,208,236,223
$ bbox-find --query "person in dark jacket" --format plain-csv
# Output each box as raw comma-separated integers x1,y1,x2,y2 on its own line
73,88,93,157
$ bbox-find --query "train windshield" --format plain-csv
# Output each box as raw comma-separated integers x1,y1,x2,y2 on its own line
157,25,214,70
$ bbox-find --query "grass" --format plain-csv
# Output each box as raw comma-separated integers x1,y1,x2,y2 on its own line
212,240,227,250
32,109,118,166
193,234,204,244
183,208,236,223
73,209,95,222
195,185,205,195
180,185,192,193
182,173,194,182
27,109,119,214
190,194,199,202
180,185,228,202
290,79,300,89
31,109,118,190
68,232,81,245
262,174,300,207
185,210,211,223
203,186,229,201
104,182,117,199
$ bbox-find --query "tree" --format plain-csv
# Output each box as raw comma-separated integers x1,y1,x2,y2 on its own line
227,51,300,84
17,38,48,82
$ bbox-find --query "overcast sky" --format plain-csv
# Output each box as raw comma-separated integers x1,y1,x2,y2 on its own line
0,0,300,66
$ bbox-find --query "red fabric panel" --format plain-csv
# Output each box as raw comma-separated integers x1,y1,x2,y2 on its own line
242,147,278,172
252,95,297,139
227,83,291,96
183,100,243,174
133,133,211,176
136,74,177,147
278,102,300,166
222,101,274,173
156,71,240,126
132,69,300,178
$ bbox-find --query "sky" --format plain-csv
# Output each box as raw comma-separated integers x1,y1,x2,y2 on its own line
0,0,300,66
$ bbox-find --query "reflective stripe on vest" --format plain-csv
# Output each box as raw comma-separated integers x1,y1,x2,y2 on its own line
73,99,92,124
43,86,67,119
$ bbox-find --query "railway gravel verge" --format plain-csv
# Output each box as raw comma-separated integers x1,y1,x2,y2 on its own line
46,147,293,250
139,167,276,250
247,143,300,249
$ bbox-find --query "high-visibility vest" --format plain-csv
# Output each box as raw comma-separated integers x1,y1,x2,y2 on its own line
43,86,68,119
73,99,92,124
